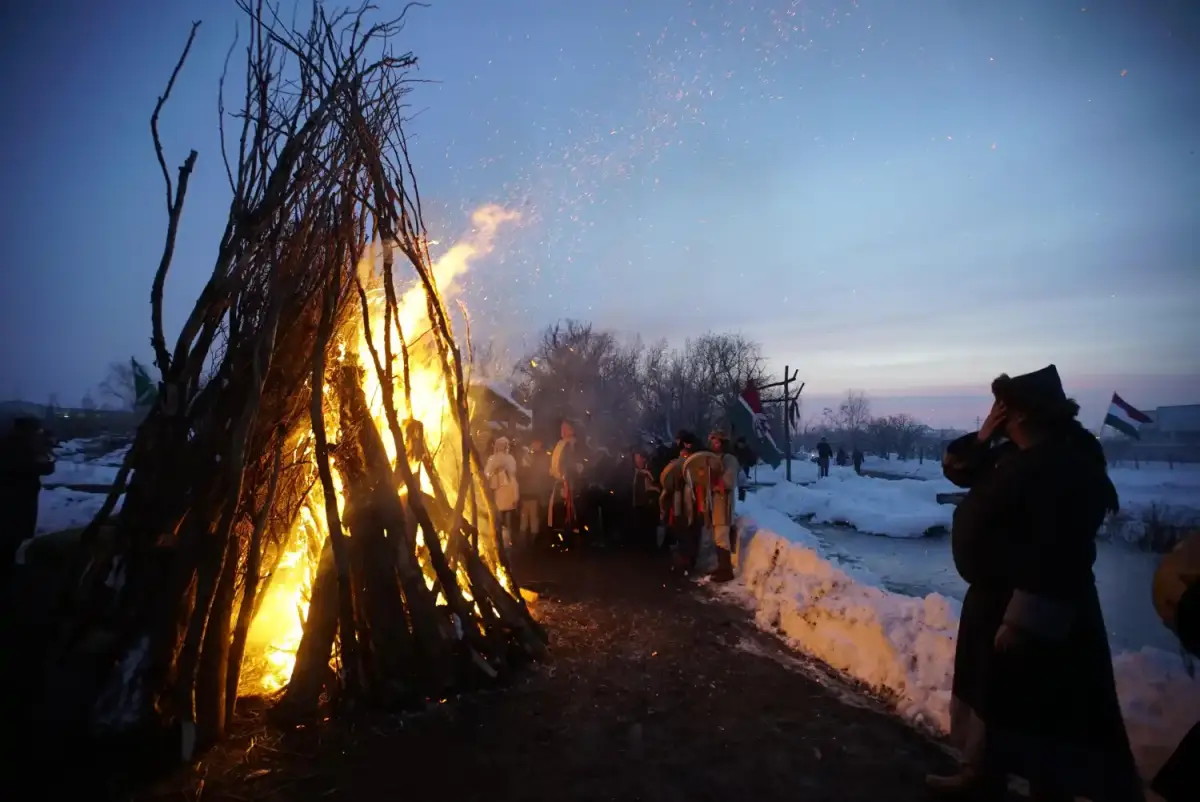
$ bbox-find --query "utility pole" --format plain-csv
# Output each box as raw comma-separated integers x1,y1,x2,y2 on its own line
759,366,804,483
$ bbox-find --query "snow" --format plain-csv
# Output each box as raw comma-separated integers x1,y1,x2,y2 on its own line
753,471,952,538
751,456,1200,545
728,493,1200,787
37,487,125,534
35,437,129,534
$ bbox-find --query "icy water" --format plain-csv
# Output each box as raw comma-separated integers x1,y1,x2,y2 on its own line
805,522,1178,654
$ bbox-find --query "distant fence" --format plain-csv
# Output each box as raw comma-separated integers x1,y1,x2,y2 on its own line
43,409,141,442
1101,440,1200,466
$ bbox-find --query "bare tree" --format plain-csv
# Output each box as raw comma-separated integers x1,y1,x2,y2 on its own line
516,319,643,442
467,338,512,383
865,412,929,459
837,390,871,445
640,331,773,437
98,359,137,409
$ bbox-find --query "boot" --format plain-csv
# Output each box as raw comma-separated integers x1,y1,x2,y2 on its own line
925,767,1006,800
711,547,734,582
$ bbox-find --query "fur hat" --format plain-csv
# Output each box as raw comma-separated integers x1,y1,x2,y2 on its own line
991,364,1077,420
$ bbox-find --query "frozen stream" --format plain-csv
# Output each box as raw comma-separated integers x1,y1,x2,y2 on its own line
803,522,1179,654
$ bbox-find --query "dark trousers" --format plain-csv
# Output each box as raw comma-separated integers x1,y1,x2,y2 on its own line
817,458,830,478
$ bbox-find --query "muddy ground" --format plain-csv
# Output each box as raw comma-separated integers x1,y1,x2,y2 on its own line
124,545,972,802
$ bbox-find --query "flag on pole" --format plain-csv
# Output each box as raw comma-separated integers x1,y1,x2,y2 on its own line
131,358,158,409
1103,393,1152,439
727,380,782,468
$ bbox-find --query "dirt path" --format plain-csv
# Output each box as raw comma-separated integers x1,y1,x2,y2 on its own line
137,547,961,802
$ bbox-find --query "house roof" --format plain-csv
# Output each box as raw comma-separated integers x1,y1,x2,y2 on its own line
468,380,532,424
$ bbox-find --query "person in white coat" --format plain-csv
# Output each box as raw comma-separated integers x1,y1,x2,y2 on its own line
484,436,520,548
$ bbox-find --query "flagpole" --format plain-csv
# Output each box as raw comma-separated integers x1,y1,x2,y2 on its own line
1095,392,1112,439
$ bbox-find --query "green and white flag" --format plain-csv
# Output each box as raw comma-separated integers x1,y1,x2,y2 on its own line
132,358,157,408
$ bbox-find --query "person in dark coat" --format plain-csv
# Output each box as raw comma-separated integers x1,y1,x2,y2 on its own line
733,436,756,501
630,450,660,550
1150,530,1200,802
517,437,552,550
815,437,833,478
835,445,848,467
852,447,864,475
928,364,1142,802
1,416,55,580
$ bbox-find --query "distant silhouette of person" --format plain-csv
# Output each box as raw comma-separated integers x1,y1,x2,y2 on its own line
852,447,864,475
816,437,832,478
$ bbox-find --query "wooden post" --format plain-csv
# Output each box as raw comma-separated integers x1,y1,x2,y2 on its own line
758,368,803,483
783,365,792,483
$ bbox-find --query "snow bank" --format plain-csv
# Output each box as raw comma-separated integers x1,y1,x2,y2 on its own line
1102,463,1200,546
861,454,945,480
37,487,124,534
753,471,952,538
46,437,129,487
731,497,1200,783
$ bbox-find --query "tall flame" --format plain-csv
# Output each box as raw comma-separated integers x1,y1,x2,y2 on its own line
242,203,519,694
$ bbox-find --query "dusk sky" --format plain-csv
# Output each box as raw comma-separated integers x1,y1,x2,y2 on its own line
1,0,1196,428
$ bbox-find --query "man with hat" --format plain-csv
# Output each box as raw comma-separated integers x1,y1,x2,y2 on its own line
706,429,740,582
929,364,1141,802
659,430,700,572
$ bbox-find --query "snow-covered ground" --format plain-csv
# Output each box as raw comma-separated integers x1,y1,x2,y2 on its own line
725,493,1200,790
36,438,130,534
752,456,1200,545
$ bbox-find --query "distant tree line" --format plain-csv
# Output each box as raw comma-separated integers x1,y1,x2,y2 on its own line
475,319,943,459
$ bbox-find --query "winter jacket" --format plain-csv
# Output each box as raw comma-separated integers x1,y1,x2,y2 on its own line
518,447,552,500
485,451,520,512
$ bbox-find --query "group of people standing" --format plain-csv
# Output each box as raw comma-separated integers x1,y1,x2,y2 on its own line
481,419,754,582
813,436,864,477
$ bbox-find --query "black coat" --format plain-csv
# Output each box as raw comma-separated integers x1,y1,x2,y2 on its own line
943,431,1140,800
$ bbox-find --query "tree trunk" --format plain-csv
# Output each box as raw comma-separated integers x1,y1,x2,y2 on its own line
277,538,338,716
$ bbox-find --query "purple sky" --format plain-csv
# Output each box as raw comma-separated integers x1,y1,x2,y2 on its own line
0,0,1196,429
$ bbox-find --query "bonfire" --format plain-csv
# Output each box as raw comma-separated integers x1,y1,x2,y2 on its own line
52,1,546,753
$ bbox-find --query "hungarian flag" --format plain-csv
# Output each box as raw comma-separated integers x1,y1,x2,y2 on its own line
1103,393,1152,439
727,380,782,468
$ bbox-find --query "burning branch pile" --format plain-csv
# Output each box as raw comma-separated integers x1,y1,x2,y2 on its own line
53,1,545,752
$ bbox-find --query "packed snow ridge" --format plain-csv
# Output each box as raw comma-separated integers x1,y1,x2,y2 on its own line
726,493,1200,789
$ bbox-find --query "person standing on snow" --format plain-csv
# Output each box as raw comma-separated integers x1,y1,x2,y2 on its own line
815,436,833,478
484,436,519,550
929,365,1141,802
852,447,864,475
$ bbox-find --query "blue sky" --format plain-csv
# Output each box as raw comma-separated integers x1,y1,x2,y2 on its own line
1,0,1196,428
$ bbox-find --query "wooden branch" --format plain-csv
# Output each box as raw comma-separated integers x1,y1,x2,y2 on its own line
151,21,201,211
